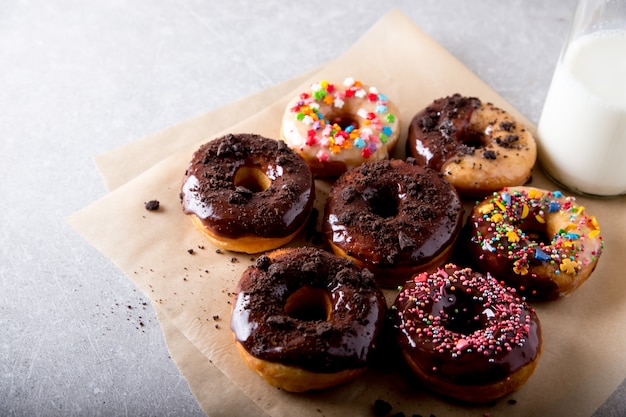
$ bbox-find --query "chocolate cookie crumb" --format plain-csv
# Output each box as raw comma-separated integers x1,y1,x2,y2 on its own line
373,399,393,416
187,249,194,254
144,200,160,211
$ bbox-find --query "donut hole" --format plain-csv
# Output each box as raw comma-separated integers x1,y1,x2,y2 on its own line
284,286,332,322
363,186,399,219
460,130,489,150
522,219,555,247
525,229,552,246
233,166,272,193
327,112,359,131
441,290,483,335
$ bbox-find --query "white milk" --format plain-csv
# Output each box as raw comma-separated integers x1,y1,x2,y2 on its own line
537,30,626,196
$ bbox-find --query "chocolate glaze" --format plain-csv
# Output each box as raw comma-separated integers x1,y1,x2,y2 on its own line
407,94,487,170
231,247,387,373
180,133,314,239
323,159,463,272
392,264,542,386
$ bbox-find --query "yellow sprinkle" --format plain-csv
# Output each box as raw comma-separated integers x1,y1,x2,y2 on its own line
496,201,507,212
521,204,529,219
513,262,529,275
589,229,600,238
564,223,577,231
535,215,545,224
478,203,494,215
591,216,600,229
320,80,329,88
576,205,585,215
560,258,579,275
528,189,543,199
490,213,503,223
506,231,520,243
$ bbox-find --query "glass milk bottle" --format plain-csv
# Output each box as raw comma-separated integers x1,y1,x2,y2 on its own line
537,0,626,197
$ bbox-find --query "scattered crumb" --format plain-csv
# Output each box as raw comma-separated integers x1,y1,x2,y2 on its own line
187,248,194,254
373,399,392,417
144,200,160,211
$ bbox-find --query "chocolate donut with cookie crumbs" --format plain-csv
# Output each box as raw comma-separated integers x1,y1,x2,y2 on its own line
231,247,387,392
323,159,463,287
180,133,315,253
407,94,536,197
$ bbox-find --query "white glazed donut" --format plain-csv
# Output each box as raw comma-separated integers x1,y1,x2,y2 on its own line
281,78,400,177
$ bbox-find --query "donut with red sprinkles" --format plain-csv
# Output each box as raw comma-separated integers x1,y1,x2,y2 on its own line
392,263,543,403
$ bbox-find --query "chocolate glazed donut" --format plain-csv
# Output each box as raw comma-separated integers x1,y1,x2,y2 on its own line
392,264,543,403
231,247,387,392
180,133,315,253
323,159,463,287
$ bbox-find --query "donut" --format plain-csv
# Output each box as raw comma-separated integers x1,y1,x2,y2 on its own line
323,159,463,288
407,94,537,197
392,263,543,403
467,186,603,300
180,133,315,254
281,77,400,177
230,247,387,392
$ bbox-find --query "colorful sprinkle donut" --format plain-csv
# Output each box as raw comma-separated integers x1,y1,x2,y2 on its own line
280,77,400,176
392,263,543,403
467,186,603,300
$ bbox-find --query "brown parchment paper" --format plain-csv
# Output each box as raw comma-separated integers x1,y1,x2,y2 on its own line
68,9,626,417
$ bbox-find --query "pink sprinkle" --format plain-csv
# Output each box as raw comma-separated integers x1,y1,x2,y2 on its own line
316,150,329,162
456,338,469,351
